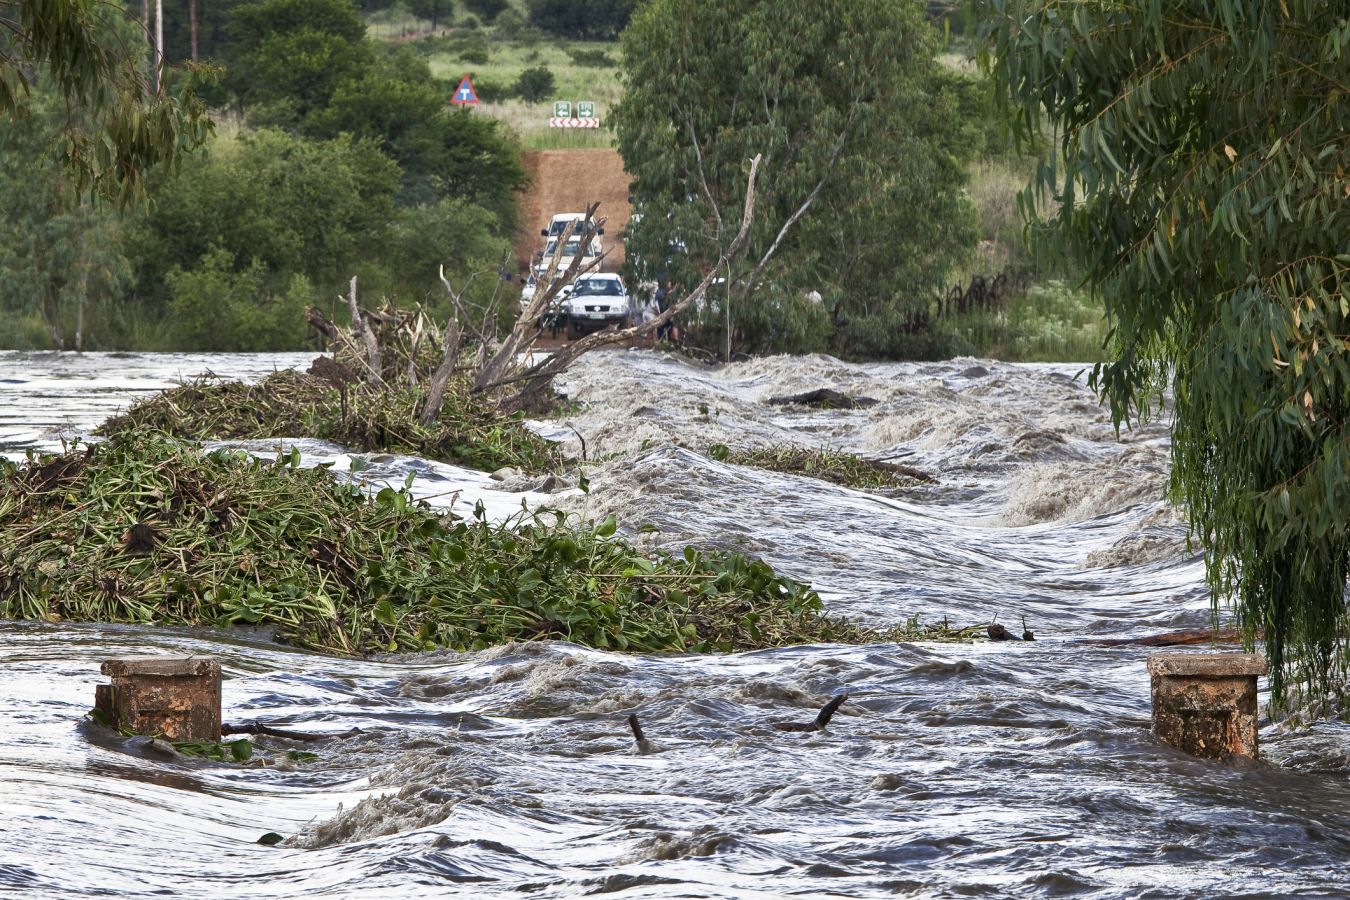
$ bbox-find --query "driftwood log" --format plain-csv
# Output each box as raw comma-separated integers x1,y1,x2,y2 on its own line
1077,627,1259,647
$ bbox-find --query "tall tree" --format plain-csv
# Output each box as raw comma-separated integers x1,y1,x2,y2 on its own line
222,0,371,116
981,1,1350,704
0,0,210,203
613,0,977,358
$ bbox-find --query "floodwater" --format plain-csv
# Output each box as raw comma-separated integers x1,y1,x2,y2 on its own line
2,349,1349,899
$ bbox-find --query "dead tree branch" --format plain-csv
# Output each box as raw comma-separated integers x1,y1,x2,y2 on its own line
491,154,764,414
344,277,385,387
472,202,606,393
419,318,462,425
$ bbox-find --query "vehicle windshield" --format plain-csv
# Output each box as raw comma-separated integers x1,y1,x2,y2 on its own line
572,279,624,297
544,239,595,258
548,218,583,236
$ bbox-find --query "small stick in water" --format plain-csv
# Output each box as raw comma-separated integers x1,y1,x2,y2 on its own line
774,693,849,732
221,721,361,742
1022,616,1034,641
627,713,654,754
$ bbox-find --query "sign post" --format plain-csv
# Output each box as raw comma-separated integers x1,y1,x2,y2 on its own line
548,100,599,129
451,75,479,107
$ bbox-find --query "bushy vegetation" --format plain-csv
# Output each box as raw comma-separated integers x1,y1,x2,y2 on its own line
0,433,872,655
526,0,636,40
952,280,1106,363
0,0,524,351
616,0,980,362
99,370,561,473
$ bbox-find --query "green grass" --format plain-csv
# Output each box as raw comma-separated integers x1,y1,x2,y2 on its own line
364,4,623,148
429,39,622,146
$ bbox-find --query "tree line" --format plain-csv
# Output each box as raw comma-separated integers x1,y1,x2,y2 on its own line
0,0,523,351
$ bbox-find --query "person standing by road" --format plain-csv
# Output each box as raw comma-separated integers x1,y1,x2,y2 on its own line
655,280,675,342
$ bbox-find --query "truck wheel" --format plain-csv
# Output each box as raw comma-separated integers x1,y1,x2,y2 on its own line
568,318,584,340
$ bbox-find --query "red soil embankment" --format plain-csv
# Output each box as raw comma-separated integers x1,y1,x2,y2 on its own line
514,149,632,276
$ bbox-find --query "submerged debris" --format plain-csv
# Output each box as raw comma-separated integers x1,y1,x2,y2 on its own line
627,713,656,754
774,693,849,732
767,389,878,410
709,443,935,490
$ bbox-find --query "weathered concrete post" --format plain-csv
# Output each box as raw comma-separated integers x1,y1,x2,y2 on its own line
96,656,221,742
1147,652,1266,760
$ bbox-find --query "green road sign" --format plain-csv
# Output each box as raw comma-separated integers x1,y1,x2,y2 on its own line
553,101,572,118
576,101,596,118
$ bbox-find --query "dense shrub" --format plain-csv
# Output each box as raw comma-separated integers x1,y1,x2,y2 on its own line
830,310,974,361
166,252,315,351
566,47,616,68
527,0,636,39
513,65,555,102
464,0,508,22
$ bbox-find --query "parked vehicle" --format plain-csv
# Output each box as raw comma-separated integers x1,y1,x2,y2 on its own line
534,235,603,281
562,273,632,338
541,212,603,240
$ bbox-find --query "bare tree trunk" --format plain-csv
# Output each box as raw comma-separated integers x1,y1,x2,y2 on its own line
419,320,462,425
153,0,164,92
75,240,86,354
189,0,199,61
721,260,732,362
344,277,385,386
142,0,152,85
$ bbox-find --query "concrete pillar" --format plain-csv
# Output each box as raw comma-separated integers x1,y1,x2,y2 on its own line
97,656,221,742
1147,652,1266,760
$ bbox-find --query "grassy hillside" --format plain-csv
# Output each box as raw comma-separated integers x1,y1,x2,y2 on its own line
366,6,621,148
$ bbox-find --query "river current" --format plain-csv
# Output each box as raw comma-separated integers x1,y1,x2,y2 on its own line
2,349,1349,899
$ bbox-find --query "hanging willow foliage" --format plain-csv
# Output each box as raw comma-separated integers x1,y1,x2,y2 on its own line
980,1,1350,706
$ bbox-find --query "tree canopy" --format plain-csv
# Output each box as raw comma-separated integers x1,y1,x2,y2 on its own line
613,0,977,357
981,1,1350,704
0,0,210,203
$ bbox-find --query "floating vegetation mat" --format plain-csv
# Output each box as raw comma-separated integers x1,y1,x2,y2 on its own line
0,432,908,655
709,444,935,491
98,370,560,474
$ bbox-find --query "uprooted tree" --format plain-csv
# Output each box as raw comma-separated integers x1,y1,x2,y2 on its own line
306,155,763,424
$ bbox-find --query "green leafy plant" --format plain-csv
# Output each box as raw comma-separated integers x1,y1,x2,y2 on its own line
513,65,555,103
98,371,560,474
2,433,889,656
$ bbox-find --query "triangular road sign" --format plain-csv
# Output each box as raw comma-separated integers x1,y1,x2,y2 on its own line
451,75,479,106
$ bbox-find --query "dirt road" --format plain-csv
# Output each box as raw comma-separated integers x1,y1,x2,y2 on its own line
514,149,632,276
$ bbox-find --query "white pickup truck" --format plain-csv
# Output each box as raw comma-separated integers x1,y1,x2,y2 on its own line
534,234,603,281
562,273,632,338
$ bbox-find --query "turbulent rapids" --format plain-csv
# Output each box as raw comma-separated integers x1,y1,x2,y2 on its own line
4,349,1350,899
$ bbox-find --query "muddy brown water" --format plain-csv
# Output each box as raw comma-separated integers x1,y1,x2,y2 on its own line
3,349,1349,899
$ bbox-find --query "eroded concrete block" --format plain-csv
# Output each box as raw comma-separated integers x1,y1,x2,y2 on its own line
97,656,221,742
1147,652,1266,760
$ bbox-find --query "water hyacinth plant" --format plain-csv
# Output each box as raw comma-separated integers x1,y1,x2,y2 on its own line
98,371,560,474
0,432,876,655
